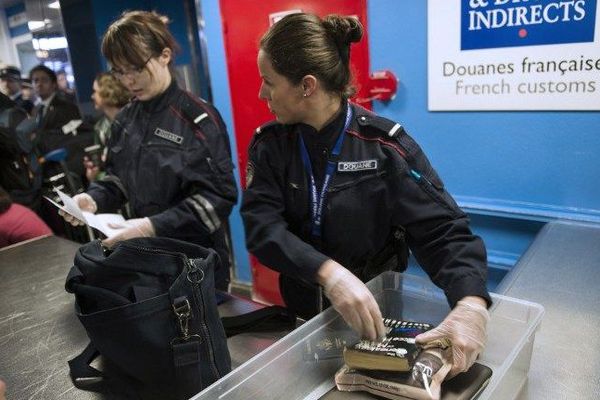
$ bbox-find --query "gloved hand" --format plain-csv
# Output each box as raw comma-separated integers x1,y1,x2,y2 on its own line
102,217,155,248
415,297,490,379
318,259,386,341
59,193,97,226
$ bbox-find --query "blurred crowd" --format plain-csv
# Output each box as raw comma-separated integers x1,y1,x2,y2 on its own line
0,63,130,247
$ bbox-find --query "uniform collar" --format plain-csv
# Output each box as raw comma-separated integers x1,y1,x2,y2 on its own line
140,79,179,113
297,101,348,148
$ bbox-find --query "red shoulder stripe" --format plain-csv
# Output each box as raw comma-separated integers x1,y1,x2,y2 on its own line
346,129,407,159
169,105,206,140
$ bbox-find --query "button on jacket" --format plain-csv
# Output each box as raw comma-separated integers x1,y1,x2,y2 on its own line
87,81,238,288
241,103,491,315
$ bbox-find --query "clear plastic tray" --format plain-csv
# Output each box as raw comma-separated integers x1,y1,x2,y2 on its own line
193,272,544,400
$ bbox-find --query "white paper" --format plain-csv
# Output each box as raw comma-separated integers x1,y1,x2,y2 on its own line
44,189,126,237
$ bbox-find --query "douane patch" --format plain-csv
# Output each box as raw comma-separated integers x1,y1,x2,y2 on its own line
154,128,183,144
337,159,378,172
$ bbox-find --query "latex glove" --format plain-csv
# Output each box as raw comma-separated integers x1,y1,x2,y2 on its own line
102,217,155,248
415,297,490,379
59,193,97,226
318,259,386,341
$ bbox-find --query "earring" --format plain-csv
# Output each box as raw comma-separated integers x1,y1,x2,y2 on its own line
303,93,309,97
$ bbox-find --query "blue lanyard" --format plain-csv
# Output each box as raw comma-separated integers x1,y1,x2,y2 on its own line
299,105,353,237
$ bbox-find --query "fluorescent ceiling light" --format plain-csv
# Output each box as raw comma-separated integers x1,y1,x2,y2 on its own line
28,20,45,30
28,19,51,32
48,1,60,9
32,37,68,50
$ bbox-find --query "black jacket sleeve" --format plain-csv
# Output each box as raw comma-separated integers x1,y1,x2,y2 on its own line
390,131,491,308
149,107,238,241
241,133,329,282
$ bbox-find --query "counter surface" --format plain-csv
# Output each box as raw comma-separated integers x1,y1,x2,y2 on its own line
498,220,600,400
0,236,291,399
3,222,599,400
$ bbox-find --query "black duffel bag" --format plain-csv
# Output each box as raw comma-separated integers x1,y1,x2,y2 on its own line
65,237,232,399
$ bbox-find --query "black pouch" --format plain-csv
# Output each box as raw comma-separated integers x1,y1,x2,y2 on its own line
65,237,231,400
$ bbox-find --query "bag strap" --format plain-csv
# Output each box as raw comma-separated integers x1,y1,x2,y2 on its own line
68,342,103,382
221,305,297,338
68,342,143,399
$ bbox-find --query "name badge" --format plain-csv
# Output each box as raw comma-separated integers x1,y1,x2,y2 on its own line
154,128,183,144
337,159,378,172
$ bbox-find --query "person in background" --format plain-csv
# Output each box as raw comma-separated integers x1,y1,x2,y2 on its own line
241,13,490,378
0,66,34,114
56,70,77,103
60,11,238,290
29,65,81,135
0,186,52,248
84,72,130,182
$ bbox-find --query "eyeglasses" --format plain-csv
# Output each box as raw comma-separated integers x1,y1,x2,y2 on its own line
110,56,153,80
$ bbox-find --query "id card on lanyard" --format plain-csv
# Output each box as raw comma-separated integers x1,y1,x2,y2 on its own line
298,104,353,238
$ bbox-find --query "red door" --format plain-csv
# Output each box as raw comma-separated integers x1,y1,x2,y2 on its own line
220,0,371,305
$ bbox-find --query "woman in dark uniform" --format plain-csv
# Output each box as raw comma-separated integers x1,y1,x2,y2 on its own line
241,13,490,378
62,11,237,289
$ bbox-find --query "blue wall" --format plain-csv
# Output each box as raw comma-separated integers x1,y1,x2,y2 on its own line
368,2,600,220
201,1,600,285
201,0,250,282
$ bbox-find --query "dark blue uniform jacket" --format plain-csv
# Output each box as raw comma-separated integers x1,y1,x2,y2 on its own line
88,81,237,288
241,102,491,317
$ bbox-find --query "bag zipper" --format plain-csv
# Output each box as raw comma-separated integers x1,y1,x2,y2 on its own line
116,243,221,380
185,257,221,380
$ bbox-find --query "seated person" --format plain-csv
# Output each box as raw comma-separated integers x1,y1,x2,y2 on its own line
0,186,52,248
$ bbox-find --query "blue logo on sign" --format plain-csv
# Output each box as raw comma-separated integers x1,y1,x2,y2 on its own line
461,0,598,50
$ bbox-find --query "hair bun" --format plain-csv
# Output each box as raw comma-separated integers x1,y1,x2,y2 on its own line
323,15,364,46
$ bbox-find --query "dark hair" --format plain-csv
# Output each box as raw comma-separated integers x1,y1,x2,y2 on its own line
0,186,12,213
95,72,130,108
260,13,363,98
29,64,57,83
102,10,180,71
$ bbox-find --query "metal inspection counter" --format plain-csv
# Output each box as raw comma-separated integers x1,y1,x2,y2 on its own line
497,220,600,400
0,235,293,399
2,222,599,400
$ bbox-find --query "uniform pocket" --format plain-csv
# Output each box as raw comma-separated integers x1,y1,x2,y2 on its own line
410,169,461,217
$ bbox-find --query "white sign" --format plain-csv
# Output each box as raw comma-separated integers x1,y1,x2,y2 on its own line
428,0,600,111
8,12,27,29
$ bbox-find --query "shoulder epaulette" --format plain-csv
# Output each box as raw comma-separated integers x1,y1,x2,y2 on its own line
356,113,405,138
180,96,216,128
255,120,279,135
